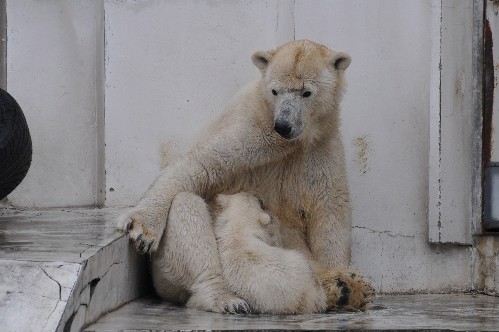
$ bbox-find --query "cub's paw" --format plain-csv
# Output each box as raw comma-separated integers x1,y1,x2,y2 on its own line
319,268,375,312
187,292,250,315
115,207,165,253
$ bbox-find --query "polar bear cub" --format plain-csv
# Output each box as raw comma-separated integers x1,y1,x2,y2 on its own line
213,192,327,314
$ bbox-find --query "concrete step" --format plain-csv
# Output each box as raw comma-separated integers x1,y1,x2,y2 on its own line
0,207,151,332
84,293,499,331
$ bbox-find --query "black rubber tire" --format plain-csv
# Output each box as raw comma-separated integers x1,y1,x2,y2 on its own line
0,88,32,200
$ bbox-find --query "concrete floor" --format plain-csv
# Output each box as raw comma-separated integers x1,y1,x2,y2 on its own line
2,207,499,331
85,293,499,331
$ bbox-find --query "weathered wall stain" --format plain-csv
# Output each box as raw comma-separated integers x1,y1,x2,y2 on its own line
353,135,372,175
475,236,499,295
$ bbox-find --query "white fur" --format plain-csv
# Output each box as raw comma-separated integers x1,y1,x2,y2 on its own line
117,40,372,313
214,193,327,314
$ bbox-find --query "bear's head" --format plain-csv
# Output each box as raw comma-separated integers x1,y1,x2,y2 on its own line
252,40,351,143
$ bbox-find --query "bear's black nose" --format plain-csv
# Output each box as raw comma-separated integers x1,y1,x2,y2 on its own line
274,120,292,139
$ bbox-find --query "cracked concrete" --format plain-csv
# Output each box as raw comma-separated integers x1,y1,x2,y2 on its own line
352,225,415,238
0,208,149,332
39,266,62,300
352,224,471,294
0,260,79,331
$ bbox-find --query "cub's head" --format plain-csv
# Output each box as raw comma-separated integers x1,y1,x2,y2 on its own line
214,192,281,246
252,40,351,142
215,192,271,227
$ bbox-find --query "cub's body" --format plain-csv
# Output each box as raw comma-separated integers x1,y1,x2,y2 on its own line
214,192,326,314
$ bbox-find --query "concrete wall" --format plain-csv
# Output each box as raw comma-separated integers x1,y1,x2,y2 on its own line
3,0,477,293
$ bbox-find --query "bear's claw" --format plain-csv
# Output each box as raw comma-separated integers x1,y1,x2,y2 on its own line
115,209,161,254
234,302,251,314
187,292,250,315
224,299,250,314
335,279,350,307
125,220,133,231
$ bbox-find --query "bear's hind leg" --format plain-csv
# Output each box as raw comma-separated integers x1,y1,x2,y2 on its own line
151,192,249,314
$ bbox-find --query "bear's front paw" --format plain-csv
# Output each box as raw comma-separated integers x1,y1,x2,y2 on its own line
115,207,165,253
319,268,375,312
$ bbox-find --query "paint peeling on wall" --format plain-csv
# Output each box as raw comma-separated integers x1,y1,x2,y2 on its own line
475,236,499,295
353,135,372,175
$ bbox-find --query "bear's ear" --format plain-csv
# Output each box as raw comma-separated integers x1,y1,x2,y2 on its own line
258,212,271,226
252,51,273,71
330,52,351,71
215,194,229,208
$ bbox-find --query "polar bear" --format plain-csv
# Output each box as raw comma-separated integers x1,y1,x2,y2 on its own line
117,40,374,313
213,192,327,314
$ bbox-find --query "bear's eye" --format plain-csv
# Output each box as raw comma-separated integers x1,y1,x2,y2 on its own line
302,91,312,98
271,89,278,96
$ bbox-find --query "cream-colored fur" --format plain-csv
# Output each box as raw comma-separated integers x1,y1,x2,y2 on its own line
213,192,327,314
117,40,374,313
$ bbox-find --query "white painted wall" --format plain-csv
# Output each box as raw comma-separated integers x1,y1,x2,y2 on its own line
295,0,470,293
4,0,475,293
6,0,103,207
104,0,293,206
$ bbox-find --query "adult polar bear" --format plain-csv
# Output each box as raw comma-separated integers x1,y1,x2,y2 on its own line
117,40,374,313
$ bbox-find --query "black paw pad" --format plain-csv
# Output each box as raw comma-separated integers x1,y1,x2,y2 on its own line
336,279,350,307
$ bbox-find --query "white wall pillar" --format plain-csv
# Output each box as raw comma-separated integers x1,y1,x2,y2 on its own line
6,0,104,207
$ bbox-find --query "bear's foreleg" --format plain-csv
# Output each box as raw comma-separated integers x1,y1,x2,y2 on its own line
117,123,294,253
307,195,375,311
151,192,249,314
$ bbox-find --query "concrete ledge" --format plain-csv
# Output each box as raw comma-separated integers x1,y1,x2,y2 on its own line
0,208,150,332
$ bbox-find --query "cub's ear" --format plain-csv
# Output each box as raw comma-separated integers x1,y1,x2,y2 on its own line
331,52,351,71
215,194,229,208
252,51,273,71
258,212,271,226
